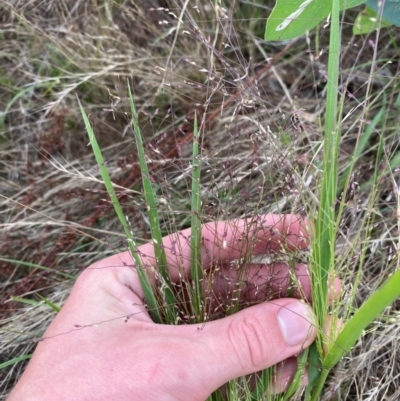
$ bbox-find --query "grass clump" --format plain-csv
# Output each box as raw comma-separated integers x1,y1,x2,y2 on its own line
1,1,400,400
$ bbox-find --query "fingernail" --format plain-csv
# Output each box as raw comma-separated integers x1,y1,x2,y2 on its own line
277,301,315,346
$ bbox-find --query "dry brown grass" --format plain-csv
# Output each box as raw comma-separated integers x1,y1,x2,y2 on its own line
1,1,400,399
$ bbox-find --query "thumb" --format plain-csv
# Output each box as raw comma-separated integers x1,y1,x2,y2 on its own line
189,299,316,393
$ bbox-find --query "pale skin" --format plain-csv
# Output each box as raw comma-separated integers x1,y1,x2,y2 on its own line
8,214,340,401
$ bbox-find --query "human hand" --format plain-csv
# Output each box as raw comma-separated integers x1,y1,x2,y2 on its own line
8,214,339,401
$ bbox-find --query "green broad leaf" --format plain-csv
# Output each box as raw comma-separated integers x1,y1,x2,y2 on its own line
265,0,366,41
339,0,367,8
353,6,393,34
366,0,400,28
265,0,329,41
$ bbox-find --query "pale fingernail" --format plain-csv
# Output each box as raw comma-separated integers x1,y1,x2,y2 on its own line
277,301,315,346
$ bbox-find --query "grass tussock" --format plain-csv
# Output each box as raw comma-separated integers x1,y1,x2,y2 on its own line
1,1,400,400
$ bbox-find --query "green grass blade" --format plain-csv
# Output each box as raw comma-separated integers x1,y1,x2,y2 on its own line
310,269,400,400
10,296,40,306
78,99,162,324
135,268,163,324
250,367,273,400
0,258,74,279
36,293,61,313
127,83,177,324
324,268,400,369
0,354,32,370
309,1,341,399
312,0,341,339
190,113,203,322
282,348,309,400
305,343,322,400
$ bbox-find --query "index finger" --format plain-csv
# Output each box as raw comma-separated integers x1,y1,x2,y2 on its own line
136,213,310,282
87,214,310,308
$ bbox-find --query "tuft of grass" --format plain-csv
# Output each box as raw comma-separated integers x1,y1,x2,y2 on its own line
128,84,178,324
2,1,400,400
79,96,164,324
311,0,342,338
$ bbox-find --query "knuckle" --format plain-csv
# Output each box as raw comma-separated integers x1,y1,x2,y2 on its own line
227,313,268,371
74,262,109,291
76,265,99,284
